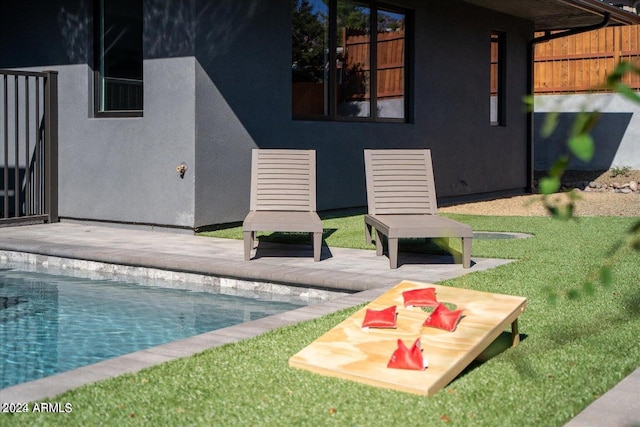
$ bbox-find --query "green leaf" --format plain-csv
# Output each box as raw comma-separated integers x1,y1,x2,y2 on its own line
568,134,595,162
548,156,569,178
541,112,560,138
556,203,575,221
606,61,635,85
581,112,601,134
613,82,640,104
570,111,599,136
539,177,560,195
522,95,534,111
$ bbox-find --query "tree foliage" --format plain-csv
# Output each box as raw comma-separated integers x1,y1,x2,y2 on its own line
292,0,327,83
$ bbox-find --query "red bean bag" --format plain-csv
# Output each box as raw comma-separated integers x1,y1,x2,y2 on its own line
362,305,397,329
387,338,428,371
423,303,463,332
402,287,439,308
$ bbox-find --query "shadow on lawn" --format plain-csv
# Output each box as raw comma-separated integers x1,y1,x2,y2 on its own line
456,332,530,379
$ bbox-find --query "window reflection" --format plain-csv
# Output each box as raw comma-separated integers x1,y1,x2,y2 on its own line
292,0,407,122
337,1,371,118
376,8,405,119
490,30,505,126
292,0,329,116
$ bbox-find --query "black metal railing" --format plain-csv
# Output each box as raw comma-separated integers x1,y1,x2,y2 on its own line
0,69,58,225
101,76,143,111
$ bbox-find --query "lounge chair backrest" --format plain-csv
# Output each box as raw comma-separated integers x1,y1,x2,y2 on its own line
250,149,317,212
364,149,438,215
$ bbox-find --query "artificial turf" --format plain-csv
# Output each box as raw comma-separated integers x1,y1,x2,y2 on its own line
3,214,638,427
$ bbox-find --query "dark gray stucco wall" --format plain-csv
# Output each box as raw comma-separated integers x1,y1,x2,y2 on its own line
1,0,533,230
191,0,532,227
413,2,531,199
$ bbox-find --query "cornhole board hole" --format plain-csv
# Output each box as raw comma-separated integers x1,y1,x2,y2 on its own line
289,280,527,396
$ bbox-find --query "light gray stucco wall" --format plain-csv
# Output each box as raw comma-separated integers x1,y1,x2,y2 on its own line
1,1,200,230
535,93,640,170
55,58,197,228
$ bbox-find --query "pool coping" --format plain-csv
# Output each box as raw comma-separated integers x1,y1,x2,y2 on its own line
0,223,514,293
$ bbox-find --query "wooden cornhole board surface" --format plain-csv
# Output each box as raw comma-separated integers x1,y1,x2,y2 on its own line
289,280,527,396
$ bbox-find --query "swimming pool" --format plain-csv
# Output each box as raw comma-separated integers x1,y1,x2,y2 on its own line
0,264,319,390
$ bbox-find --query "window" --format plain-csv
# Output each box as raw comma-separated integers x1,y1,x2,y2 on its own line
94,0,143,116
292,0,408,121
490,30,505,126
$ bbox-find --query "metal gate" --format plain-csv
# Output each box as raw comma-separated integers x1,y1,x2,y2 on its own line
0,69,58,226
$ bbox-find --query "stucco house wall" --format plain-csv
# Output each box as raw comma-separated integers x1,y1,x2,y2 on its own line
534,93,640,171
192,0,532,227
0,0,533,231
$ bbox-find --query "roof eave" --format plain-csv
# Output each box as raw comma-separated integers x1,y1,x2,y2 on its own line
559,0,640,26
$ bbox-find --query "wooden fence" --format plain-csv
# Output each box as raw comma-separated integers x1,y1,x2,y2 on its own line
341,25,640,97
534,25,640,93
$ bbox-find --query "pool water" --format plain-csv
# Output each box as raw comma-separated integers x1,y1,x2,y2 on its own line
0,266,308,389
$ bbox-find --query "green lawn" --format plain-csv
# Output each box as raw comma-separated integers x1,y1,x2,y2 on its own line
4,214,639,427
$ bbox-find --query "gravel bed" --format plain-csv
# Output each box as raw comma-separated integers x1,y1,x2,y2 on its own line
439,170,640,217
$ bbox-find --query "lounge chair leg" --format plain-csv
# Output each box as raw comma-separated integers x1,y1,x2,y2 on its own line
511,319,520,347
375,229,384,256
388,238,398,269
243,231,254,261
462,237,472,268
313,232,322,262
365,222,373,245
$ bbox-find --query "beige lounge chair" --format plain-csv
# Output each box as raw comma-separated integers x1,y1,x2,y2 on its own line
243,149,323,261
363,149,472,269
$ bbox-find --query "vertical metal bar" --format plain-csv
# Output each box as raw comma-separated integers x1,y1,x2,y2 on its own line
3,74,8,218
25,76,31,216
370,7,377,121
14,75,19,217
35,77,41,215
43,71,58,223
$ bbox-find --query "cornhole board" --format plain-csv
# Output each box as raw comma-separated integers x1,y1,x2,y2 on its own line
289,280,527,396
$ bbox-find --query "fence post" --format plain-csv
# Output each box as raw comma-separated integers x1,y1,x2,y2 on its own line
44,70,58,223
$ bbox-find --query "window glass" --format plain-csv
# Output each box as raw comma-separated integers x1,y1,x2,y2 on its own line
292,0,408,122
96,0,143,113
490,30,504,126
337,1,371,118
376,8,405,119
292,0,329,116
